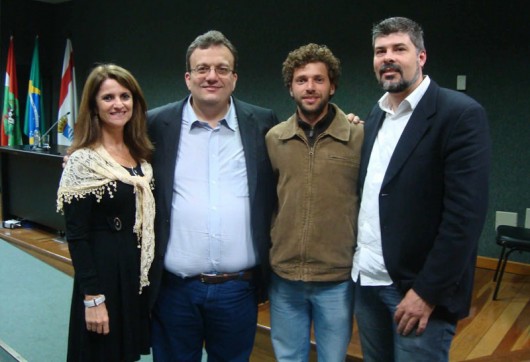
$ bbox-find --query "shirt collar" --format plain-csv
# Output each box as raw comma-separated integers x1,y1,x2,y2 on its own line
184,96,237,131
378,75,431,115
279,103,350,142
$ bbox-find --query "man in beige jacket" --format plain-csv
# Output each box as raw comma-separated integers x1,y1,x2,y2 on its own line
265,43,363,362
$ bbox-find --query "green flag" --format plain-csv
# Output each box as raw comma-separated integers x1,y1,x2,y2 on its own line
24,36,45,145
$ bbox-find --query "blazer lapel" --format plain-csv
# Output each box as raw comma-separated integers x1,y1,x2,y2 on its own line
382,83,438,186
160,99,186,215
234,99,258,203
360,107,386,187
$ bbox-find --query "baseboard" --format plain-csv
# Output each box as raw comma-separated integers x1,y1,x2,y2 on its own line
0,228,73,277
0,339,27,362
476,256,530,275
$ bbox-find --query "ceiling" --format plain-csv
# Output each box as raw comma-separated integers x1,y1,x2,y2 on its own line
32,0,71,3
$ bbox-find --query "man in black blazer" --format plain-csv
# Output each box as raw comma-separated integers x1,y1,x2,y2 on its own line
352,17,491,361
147,30,278,362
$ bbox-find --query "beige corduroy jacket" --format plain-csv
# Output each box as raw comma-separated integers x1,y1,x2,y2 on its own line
265,104,364,282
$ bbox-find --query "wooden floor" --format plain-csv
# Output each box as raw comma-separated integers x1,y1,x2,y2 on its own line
2,226,530,361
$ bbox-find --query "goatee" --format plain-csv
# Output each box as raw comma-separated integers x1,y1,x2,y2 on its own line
378,63,420,93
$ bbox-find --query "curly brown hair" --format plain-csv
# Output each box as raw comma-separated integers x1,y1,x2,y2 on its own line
70,63,153,162
282,43,341,90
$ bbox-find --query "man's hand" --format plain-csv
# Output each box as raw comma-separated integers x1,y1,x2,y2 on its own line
394,288,434,336
346,113,363,124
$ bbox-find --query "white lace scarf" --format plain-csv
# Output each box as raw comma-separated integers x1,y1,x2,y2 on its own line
57,145,155,293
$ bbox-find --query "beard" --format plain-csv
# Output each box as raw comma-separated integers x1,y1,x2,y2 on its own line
294,92,330,122
378,62,421,93
297,100,328,120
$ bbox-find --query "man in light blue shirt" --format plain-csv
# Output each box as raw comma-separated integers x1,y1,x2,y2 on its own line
165,97,255,278
147,30,279,362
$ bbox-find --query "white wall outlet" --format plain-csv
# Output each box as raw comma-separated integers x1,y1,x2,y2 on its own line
456,75,466,91
495,211,518,229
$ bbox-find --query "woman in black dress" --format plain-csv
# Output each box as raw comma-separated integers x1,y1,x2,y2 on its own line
57,64,155,361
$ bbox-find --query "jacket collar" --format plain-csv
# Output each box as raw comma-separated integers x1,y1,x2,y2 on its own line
278,103,351,142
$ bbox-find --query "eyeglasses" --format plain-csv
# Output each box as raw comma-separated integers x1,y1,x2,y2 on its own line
190,65,234,76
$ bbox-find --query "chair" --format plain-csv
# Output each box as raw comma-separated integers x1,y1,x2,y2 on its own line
492,225,530,300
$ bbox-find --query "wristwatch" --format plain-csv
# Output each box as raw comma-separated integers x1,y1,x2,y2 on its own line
84,295,106,308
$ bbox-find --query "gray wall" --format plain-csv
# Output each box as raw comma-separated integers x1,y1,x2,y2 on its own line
2,0,530,262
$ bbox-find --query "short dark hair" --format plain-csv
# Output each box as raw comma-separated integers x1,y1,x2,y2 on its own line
185,30,238,72
282,43,341,90
372,17,425,52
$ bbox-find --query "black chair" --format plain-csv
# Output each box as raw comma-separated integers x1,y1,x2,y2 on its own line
492,225,530,300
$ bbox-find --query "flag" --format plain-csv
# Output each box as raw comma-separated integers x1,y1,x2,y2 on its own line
57,39,77,146
1,36,23,146
24,36,45,145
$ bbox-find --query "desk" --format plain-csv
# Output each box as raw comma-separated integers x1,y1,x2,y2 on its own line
0,145,68,232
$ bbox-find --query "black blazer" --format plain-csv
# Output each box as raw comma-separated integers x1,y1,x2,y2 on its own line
146,96,279,308
360,80,491,320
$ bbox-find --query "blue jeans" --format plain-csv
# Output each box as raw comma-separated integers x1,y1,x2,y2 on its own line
354,280,456,362
151,272,258,362
269,273,354,362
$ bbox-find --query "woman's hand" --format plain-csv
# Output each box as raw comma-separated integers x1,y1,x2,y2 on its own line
62,155,70,168
85,299,110,335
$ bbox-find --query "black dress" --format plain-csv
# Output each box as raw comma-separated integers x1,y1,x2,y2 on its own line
64,165,150,361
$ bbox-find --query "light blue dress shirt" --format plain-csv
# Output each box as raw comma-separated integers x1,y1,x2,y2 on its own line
164,97,256,278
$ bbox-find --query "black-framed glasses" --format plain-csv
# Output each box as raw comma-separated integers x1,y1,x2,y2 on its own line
190,65,234,76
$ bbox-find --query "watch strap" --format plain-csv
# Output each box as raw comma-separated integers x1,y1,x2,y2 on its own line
84,295,106,308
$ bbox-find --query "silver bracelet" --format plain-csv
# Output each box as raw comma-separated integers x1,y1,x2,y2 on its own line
84,295,106,308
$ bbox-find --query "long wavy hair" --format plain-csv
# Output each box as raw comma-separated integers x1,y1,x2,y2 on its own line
69,63,153,161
